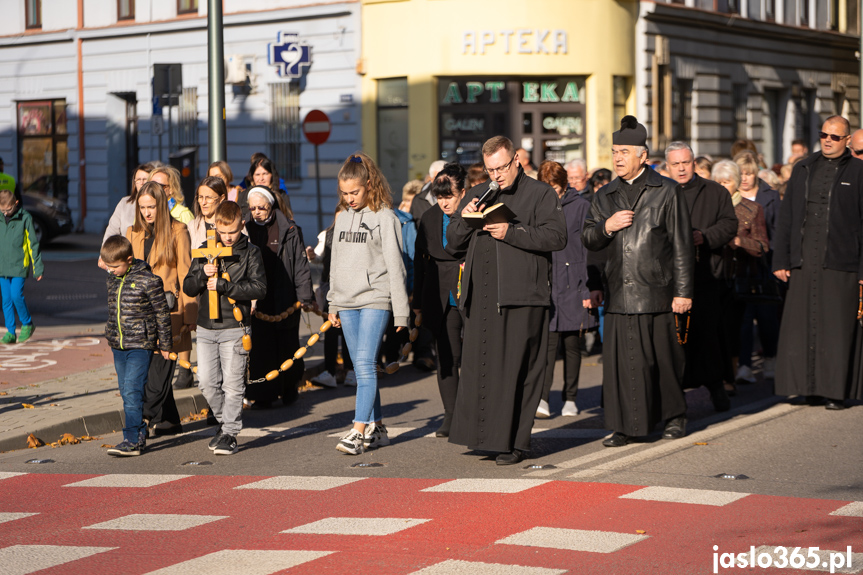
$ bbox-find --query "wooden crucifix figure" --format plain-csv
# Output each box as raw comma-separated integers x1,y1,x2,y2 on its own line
191,228,233,319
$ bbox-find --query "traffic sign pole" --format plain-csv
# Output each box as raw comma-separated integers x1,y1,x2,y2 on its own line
303,110,332,233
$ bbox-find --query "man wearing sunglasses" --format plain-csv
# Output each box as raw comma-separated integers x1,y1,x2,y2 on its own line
848,129,863,160
773,116,863,410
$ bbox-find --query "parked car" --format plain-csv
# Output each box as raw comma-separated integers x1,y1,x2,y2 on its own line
22,189,73,244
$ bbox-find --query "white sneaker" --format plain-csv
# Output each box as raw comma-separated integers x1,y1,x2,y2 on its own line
561,400,579,416
343,370,357,387
363,422,390,449
735,364,757,384
535,399,551,419
311,371,338,388
336,429,365,455
762,357,776,380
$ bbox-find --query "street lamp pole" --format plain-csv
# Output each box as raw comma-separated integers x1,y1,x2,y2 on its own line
208,0,227,163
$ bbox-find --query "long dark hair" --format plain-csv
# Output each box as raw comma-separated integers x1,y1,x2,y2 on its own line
246,154,279,190
127,162,156,204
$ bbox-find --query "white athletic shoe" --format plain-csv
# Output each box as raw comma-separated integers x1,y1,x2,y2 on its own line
336,429,365,455
363,422,391,449
343,370,357,387
762,357,776,380
535,399,551,419
735,364,757,384
561,400,579,417
311,371,337,388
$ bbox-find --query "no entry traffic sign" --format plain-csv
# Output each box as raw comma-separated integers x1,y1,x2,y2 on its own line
303,110,331,146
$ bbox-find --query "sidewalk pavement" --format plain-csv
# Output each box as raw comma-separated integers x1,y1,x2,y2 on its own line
0,319,327,453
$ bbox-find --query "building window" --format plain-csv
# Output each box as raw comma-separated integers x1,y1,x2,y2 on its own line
378,78,409,196
118,0,135,20
267,83,301,183
178,87,198,149
25,0,41,29
765,0,776,20
651,36,672,151
673,79,693,141
17,100,69,203
799,0,810,24
613,77,630,128
733,84,749,141
717,0,741,14
177,0,198,15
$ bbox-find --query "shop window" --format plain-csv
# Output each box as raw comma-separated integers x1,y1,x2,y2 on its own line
377,78,409,194
118,0,134,20
26,0,41,29
177,87,198,148
17,100,69,202
673,79,693,141
177,0,197,15
733,84,749,141
267,83,301,183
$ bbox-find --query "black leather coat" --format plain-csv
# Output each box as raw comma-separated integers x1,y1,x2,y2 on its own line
582,168,694,314
183,234,267,330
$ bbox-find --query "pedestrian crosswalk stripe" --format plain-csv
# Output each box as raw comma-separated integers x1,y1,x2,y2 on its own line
0,472,26,481
83,514,228,531
237,427,314,438
422,479,550,494
142,550,334,575
323,427,607,440
0,512,38,525
63,474,191,488
282,517,431,535
0,545,117,575
830,501,863,517
497,527,649,554
235,476,367,491
619,486,750,506
410,559,567,574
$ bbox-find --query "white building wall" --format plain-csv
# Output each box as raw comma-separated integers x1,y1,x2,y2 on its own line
0,2,25,36
84,0,118,29
42,0,78,32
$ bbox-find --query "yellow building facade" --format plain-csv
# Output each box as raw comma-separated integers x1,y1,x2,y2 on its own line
361,0,637,189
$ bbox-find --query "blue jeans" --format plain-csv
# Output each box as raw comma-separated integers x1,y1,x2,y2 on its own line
112,348,152,443
0,277,32,333
339,308,390,424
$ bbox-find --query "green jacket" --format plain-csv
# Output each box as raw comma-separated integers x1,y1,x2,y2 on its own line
0,207,43,278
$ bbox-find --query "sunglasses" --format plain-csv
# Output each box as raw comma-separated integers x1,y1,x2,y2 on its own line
819,132,848,142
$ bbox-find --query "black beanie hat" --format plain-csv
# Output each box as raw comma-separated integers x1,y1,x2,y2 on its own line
612,115,647,147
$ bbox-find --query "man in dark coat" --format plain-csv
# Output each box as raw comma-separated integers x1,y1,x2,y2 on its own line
773,115,863,409
666,141,738,412
446,136,567,465
582,116,694,447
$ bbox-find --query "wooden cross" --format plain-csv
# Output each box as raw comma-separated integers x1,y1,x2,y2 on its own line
191,228,233,319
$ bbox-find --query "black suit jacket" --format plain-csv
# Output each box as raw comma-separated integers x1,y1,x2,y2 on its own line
414,204,465,335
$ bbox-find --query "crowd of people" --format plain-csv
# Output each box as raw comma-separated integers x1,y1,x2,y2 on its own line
89,115,863,461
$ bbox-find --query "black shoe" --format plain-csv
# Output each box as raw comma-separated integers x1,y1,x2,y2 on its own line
250,400,273,410
208,425,223,451
662,416,687,439
825,398,846,410
412,357,437,372
709,387,731,412
603,432,630,447
153,421,183,436
173,367,194,389
496,449,525,465
807,395,825,406
213,433,237,455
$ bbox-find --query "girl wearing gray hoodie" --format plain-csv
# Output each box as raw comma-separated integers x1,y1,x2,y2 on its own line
328,153,410,455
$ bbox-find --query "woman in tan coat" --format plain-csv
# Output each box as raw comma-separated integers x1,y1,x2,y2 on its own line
126,181,197,435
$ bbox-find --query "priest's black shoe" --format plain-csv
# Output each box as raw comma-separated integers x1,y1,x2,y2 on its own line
496,449,525,465
602,432,629,447
152,422,183,436
709,387,731,412
825,398,846,410
662,416,687,440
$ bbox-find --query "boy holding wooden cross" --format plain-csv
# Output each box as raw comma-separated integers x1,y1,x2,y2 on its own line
183,201,266,455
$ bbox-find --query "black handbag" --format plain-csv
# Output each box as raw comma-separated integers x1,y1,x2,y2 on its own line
732,247,783,305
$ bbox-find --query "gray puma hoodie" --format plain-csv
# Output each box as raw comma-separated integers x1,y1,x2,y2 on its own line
327,206,410,326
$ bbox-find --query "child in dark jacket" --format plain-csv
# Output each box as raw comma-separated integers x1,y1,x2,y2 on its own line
183,201,266,455
0,189,43,344
102,235,172,457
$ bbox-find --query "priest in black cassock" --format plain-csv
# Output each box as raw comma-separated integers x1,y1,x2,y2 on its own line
582,116,694,447
665,141,738,412
773,115,863,409
446,136,567,465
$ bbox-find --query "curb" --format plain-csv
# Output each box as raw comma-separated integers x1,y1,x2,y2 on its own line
1,360,325,453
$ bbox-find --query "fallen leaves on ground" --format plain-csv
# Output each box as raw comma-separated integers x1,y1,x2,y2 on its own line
100,444,112,448
694,442,708,445
182,408,209,423
21,403,35,409
26,434,44,448
0,392,7,396
636,530,647,534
